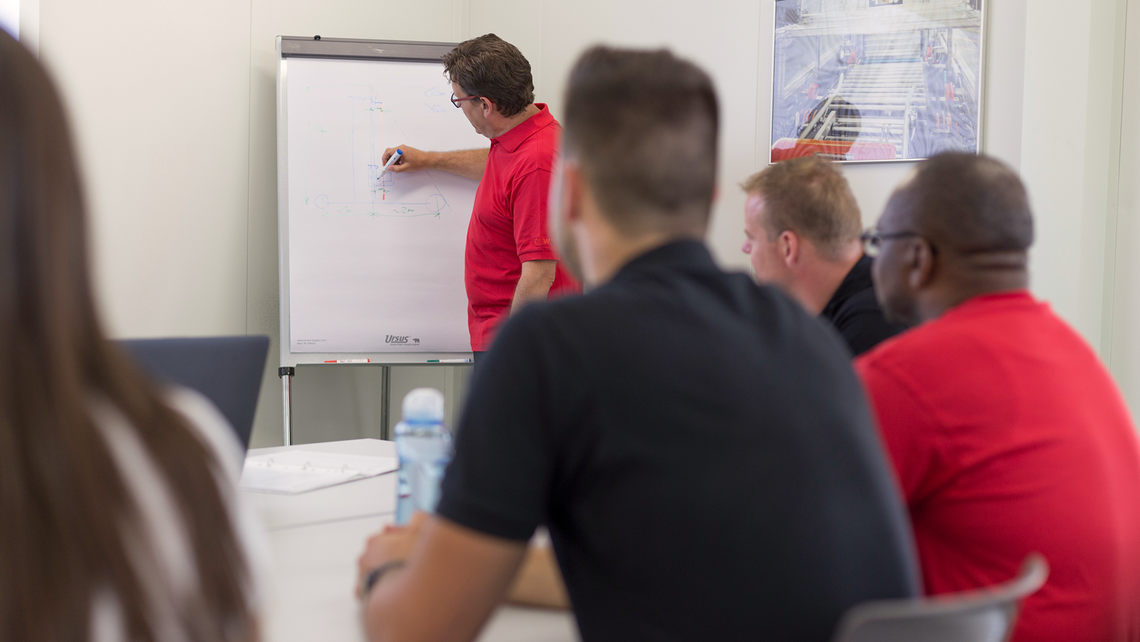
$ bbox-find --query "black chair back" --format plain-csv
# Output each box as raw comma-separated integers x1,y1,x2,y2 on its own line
118,336,270,451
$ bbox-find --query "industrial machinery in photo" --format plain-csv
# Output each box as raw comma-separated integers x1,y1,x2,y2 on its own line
771,0,984,162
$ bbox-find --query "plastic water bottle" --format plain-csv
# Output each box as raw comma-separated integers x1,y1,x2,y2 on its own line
394,388,453,525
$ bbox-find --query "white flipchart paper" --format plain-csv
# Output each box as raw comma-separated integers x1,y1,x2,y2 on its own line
285,57,488,353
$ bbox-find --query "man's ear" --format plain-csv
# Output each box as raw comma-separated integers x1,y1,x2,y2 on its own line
559,161,585,223
549,158,583,225
778,230,799,267
907,239,937,289
480,97,495,118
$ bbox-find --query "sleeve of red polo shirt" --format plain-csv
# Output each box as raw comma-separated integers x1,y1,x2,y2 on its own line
510,169,559,261
856,358,954,506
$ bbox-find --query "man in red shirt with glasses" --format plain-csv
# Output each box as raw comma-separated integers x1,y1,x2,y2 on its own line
382,34,579,360
857,153,1140,641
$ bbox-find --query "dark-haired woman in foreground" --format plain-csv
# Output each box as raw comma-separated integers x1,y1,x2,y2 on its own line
0,30,262,642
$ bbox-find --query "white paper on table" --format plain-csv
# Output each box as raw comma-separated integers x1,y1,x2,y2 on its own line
239,450,399,494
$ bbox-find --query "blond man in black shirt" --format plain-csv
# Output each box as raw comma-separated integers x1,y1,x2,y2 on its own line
355,47,917,642
742,156,906,355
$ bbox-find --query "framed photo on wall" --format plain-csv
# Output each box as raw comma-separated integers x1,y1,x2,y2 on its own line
770,0,986,163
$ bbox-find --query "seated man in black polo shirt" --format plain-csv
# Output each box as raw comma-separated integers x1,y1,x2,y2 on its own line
741,156,906,355
355,47,918,642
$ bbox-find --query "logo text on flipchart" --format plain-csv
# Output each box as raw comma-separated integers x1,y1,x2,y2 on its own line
385,335,421,345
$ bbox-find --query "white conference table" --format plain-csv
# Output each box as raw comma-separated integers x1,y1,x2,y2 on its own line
243,438,580,642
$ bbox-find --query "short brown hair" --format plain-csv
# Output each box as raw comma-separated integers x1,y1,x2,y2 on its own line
442,34,534,117
563,47,718,235
741,156,861,259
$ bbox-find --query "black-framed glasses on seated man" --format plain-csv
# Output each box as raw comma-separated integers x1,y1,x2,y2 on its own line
451,93,484,108
861,228,925,258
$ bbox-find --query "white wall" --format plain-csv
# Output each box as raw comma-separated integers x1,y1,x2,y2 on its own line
33,0,1140,445
17,0,35,52
0,0,16,37
1020,0,1128,349
1109,0,1140,413
0,0,15,37
41,0,252,340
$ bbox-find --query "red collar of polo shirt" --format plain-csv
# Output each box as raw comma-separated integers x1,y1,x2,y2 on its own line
491,103,555,153
942,289,1036,320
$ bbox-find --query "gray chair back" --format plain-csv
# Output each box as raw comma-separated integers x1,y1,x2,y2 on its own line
831,554,1048,642
118,336,270,451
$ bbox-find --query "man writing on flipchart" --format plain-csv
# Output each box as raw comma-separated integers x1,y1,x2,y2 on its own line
381,34,579,362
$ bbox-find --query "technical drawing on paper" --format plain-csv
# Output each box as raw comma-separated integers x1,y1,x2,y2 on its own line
300,84,454,219
284,57,486,355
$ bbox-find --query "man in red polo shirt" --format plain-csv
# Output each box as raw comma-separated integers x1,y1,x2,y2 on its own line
857,153,1140,641
381,34,578,358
